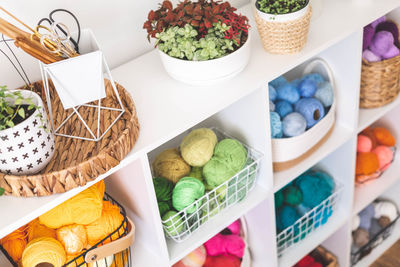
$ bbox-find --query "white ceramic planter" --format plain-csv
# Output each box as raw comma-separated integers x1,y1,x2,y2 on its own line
271,58,336,163
255,1,310,22
0,90,55,175
158,34,251,86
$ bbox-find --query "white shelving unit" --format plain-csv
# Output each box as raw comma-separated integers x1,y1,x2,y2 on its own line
2,1,400,267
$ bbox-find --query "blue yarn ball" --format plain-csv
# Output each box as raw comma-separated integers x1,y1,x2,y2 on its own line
277,83,300,104
297,173,334,208
275,100,293,118
275,190,284,209
282,112,307,137
269,100,275,111
298,78,317,97
278,205,300,230
269,85,277,102
270,112,283,138
359,204,375,230
295,98,325,128
314,81,334,107
291,78,303,88
303,73,325,86
270,76,288,88
313,171,335,192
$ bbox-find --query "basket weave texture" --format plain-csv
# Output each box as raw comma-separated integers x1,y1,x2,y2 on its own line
254,6,312,54
0,80,139,197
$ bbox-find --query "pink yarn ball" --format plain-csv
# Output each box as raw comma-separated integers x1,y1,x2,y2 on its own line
227,220,241,235
373,146,393,170
382,45,400,59
204,233,245,258
357,135,373,153
173,246,206,267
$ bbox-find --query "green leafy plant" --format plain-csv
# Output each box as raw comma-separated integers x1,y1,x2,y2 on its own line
257,0,307,15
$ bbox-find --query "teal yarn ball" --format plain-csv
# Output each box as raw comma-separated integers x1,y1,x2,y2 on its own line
314,81,334,108
203,158,236,188
172,177,205,213
270,111,283,138
162,211,184,236
282,112,307,137
283,185,303,206
296,172,334,209
153,177,174,202
158,201,171,217
278,205,301,231
312,171,335,192
214,138,248,173
275,190,284,209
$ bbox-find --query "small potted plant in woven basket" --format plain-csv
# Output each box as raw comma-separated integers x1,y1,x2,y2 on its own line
254,0,312,54
0,85,55,175
361,16,400,108
143,0,251,86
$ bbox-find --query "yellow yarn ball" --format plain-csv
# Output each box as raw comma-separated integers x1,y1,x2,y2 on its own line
180,128,218,167
56,224,88,255
22,237,66,267
39,181,104,229
86,201,124,246
153,148,191,183
27,219,56,242
0,225,27,262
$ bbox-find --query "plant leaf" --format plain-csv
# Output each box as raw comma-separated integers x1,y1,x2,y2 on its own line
18,108,25,118
0,188,4,196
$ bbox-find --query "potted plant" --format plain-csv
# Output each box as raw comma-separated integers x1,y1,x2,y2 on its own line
0,86,55,175
254,0,312,54
143,0,251,85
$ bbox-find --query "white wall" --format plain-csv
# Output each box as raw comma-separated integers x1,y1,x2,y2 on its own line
0,0,248,88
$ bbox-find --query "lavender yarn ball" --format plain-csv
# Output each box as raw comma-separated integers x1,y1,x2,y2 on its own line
359,204,375,230
314,82,334,108
270,112,283,138
376,21,400,47
363,25,375,51
370,31,395,56
269,85,277,102
282,112,307,137
298,78,317,97
275,100,293,118
371,16,386,28
269,100,275,111
302,73,325,86
277,83,300,104
270,76,288,88
382,45,400,59
363,49,382,62
294,98,325,128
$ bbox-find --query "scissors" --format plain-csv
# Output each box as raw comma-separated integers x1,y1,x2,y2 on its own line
37,9,81,54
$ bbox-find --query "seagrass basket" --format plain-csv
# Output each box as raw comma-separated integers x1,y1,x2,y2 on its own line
254,2,312,54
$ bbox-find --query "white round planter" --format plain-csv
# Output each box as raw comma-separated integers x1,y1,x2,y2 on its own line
158,34,251,86
0,90,55,175
255,1,310,22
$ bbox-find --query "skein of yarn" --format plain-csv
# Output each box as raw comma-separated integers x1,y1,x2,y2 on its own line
22,237,66,267
153,148,191,183
27,219,56,242
56,224,88,255
204,233,245,258
0,225,27,262
172,177,205,213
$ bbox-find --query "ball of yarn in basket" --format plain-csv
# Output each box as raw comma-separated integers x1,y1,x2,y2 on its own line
270,111,283,138
27,219,56,242
153,177,174,202
162,211,184,236
283,185,303,206
85,201,124,246
383,45,400,59
213,139,248,173
0,225,27,262
270,76,288,89
378,216,392,228
158,201,171,217
188,166,203,181
296,173,334,208
370,31,395,56
22,237,66,267
56,224,87,255
180,128,218,167
275,100,293,118
39,181,104,229
294,98,325,128
373,146,393,170
362,128,378,148
203,158,236,189
363,49,382,62
204,255,241,267
172,177,205,213
356,152,380,175
302,73,325,86
227,220,241,236
277,83,300,104
352,228,370,248
277,206,300,230
363,24,375,50
373,127,396,146
374,201,397,221
377,21,400,46
275,190,284,209
357,135,373,153
153,148,191,184
298,78,317,98
295,255,314,267
173,246,206,267
204,233,245,258
314,81,334,108
359,204,375,230
282,112,307,137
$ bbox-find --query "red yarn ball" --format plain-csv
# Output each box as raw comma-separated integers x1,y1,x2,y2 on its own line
203,255,241,267
295,255,315,267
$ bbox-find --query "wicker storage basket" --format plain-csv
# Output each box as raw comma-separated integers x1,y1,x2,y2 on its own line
0,80,139,197
360,21,400,108
310,246,339,267
254,2,312,54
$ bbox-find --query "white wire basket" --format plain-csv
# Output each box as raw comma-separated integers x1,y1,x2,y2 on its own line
160,128,264,242
276,179,344,257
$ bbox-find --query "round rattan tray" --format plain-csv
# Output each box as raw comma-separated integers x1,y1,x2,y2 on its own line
0,80,139,197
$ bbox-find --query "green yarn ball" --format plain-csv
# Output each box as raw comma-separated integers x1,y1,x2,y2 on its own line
188,166,203,181
203,157,236,188
162,211,184,236
158,201,170,217
214,139,248,173
283,185,303,206
153,177,174,202
275,190,284,209
172,177,205,213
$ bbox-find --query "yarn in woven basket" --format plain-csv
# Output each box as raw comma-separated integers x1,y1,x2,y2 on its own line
180,128,217,167
0,225,27,262
173,246,206,267
172,177,205,213
39,181,104,229
188,166,203,181
153,177,174,202
56,224,88,255
22,237,66,267
374,201,397,221
27,219,56,242
85,200,124,246
153,148,191,183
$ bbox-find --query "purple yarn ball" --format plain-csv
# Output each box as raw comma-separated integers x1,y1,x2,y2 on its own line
363,25,375,51
282,112,307,137
382,45,400,59
363,49,382,62
294,98,325,128
370,31,395,56
298,78,317,97
277,83,300,104
376,21,400,47
370,16,386,28
359,204,375,230
275,100,293,118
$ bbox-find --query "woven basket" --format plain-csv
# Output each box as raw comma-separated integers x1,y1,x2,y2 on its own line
360,19,400,108
254,3,312,54
0,80,140,197
310,246,339,267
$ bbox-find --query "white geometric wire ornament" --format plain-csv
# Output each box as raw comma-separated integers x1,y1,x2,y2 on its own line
38,29,125,141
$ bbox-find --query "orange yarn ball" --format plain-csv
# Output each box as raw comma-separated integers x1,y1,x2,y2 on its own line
27,219,56,242
361,128,378,148
356,152,380,175
56,224,88,255
373,127,396,146
0,226,27,262
85,201,124,246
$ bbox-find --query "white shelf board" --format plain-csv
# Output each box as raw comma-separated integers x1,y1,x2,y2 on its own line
278,208,348,267
167,186,269,265
358,95,400,133
273,122,353,192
